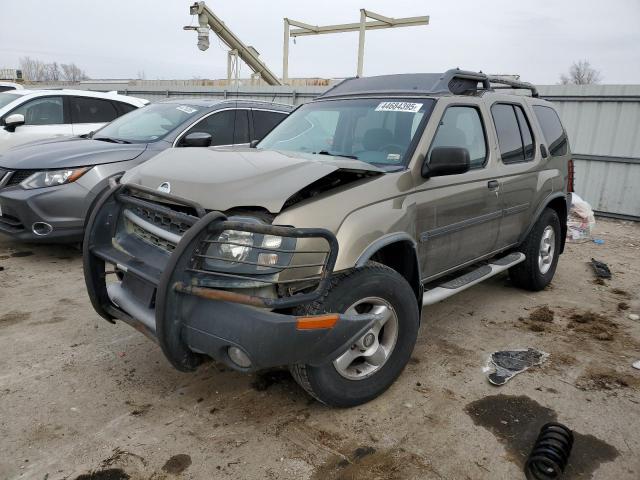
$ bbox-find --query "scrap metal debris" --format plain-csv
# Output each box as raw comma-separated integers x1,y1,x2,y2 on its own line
525,422,574,480
590,258,611,279
484,349,548,386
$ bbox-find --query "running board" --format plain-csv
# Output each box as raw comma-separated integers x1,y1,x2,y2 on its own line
422,252,525,306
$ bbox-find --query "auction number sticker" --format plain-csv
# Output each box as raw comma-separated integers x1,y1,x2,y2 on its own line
176,105,198,114
375,102,423,113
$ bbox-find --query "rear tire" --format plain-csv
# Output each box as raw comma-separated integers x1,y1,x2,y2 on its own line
290,263,419,407
509,208,561,291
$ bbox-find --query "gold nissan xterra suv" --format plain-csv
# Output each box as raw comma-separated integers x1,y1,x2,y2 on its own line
84,69,571,407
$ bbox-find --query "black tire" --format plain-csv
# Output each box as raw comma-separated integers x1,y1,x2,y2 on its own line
290,263,419,407
509,208,561,291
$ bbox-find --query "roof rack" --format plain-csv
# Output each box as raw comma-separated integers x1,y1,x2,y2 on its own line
316,69,537,99
487,76,538,97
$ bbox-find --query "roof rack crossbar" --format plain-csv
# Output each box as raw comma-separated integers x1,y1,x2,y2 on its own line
487,76,538,97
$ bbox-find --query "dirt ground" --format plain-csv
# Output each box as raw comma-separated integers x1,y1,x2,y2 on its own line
1,218,639,480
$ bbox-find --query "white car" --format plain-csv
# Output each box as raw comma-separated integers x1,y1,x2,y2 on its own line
0,82,24,92
0,89,148,153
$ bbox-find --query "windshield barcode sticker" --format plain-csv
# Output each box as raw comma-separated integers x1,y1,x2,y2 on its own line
176,105,198,114
375,102,423,113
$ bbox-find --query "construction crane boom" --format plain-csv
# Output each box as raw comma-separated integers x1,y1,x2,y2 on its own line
185,1,282,86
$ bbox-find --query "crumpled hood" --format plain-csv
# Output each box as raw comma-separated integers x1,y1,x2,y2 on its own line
122,148,384,213
0,137,148,169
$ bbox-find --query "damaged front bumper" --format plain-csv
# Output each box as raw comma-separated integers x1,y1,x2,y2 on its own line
83,183,378,372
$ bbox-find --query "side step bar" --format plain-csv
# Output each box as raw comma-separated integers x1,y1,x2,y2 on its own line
422,252,525,306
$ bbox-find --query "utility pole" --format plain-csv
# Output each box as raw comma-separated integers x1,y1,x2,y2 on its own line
283,9,429,83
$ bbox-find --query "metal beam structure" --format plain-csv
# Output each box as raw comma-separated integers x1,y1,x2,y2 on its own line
283,9,429,83
184,1,282,86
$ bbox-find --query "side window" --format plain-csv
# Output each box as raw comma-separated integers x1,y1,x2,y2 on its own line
429,106,487,169
514,105,535,161
491,104,524,163
10,96,64,125
252,110,287,141
533,105,568,156
184,109,235,146
70,97,119,124
234,110,250,144
115,102,137,116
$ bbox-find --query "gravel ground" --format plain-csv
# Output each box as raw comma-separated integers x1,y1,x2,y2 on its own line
0,218,639,480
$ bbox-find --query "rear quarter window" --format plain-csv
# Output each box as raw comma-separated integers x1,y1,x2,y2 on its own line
533,105,568,156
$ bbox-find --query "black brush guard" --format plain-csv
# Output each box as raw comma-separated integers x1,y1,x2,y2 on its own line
84,183,378,372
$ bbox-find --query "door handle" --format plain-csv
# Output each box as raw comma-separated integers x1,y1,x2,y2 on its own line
487,180,500,190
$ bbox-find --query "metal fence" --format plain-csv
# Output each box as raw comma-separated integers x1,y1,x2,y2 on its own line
539,85,640,221
31,81,640,220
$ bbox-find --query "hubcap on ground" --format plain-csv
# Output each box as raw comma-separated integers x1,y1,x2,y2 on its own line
538,225,555,274
333,297,399,380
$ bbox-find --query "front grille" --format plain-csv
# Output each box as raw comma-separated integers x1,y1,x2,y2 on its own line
7,169,37,186
132,205,192,237
115,186,202,255
128,218,178,253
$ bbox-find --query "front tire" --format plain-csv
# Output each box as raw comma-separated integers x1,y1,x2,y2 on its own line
290,263,419,407
509,208,561,291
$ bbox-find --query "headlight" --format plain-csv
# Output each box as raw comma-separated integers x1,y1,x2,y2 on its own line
214,230,254,263
202,220,295,275
21,167,90,189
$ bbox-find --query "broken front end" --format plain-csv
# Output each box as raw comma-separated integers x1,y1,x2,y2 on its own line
83,183,379,372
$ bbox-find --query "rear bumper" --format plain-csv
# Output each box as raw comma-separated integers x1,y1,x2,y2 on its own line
83,183,377,372
0,183,88,242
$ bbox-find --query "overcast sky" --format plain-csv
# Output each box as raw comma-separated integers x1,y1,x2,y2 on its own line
1,0,639,84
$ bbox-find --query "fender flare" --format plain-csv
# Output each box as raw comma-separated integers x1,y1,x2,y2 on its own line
354,232,423,311
355,232,419,269
520,192,569,251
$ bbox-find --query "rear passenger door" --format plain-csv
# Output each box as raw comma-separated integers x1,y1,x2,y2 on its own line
69,96,121,135
414,101,502,278
251,109,289,142
490,102,548,248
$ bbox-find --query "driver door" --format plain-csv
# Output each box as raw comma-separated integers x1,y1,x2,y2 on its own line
8,96,72,139
413,101,502,280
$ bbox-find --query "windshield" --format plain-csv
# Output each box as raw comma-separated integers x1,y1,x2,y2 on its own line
94,103,203,143
258,98,435,167
0,92,22,110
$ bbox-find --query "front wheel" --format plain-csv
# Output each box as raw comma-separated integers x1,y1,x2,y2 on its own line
290,263,419,407
509,208,561,291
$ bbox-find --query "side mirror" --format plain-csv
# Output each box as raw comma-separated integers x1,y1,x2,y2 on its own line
540,144,549,158
422,146,471,178
183,132,212,147
249,139,260,149
4,113,25,132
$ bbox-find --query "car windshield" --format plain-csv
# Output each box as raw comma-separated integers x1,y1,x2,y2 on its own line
0,92,22,109
94,103,203,143
258,98,435,168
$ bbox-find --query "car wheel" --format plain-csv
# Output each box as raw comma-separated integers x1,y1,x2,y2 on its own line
509,207,561,291
290,263,419,407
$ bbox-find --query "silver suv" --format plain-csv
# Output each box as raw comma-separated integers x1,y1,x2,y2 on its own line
83,69,571,407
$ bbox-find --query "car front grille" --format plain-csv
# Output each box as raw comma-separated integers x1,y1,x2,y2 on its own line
6,169,38,186
132,205,192,237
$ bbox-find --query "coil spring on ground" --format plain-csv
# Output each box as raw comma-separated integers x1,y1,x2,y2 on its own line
525,422,574,480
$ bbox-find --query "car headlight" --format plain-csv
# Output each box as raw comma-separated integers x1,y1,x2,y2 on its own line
202,220,295,275
213,230,254,263
21,167,90,189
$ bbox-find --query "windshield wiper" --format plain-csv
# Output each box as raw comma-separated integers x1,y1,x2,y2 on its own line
313,150,359,160
93,136,131,144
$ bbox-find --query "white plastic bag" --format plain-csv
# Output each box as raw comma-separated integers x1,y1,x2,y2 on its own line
567,193,595,242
